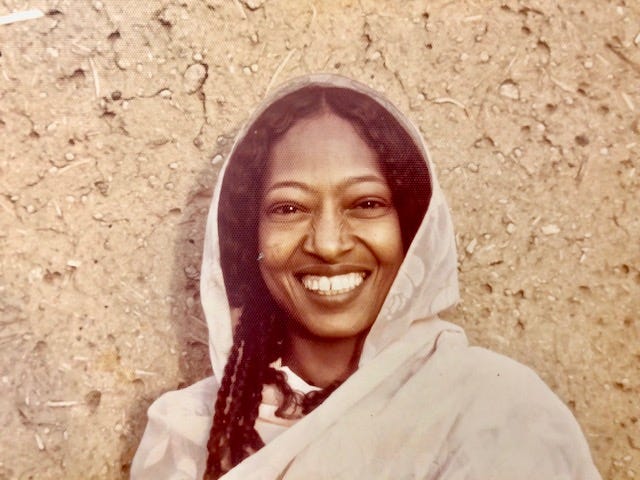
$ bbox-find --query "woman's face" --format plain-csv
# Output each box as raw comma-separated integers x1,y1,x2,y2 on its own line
258,112,404,341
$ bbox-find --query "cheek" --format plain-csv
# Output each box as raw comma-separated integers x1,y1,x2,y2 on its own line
257,241,297,314
361,217,404,265
258,222,303,268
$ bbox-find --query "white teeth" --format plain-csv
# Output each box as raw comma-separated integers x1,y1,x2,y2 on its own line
301,272,365,295
319,276,330,291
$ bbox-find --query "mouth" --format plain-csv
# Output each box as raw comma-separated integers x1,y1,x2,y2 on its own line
300,272,367,296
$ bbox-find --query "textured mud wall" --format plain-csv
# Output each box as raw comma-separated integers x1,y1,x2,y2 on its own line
0,0,638,478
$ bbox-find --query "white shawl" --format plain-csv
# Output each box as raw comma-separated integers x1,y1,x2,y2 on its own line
131,74,601,480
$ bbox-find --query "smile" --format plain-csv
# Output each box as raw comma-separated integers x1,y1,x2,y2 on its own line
300,272,366,296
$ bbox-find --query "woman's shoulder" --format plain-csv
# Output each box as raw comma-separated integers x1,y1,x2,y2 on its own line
457,344,545,382
147,376,219,420
424,339,602,478
427,333,589,439
432,333,555,395
130,377,219,479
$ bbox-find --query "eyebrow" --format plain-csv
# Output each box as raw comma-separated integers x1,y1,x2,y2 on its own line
265,175,388,194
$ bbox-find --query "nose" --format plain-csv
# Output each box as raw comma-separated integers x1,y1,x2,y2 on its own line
303,208,354,261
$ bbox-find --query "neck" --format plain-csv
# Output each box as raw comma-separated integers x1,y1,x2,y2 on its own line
282,331,365,388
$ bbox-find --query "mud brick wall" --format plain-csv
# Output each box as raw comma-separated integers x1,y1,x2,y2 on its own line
0,1,638,478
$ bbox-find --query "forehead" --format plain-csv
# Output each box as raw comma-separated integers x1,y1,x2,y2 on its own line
266,112,383,184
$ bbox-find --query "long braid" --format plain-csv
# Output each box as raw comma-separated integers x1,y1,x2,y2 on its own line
204,289,284,478
205,327,244,476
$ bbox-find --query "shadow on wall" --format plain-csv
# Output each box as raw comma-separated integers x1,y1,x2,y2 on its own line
119,164,216,475
170,167,216,390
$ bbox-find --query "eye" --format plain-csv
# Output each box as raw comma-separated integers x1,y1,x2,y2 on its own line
349,198,393,218
265,202,308,221
270,204,300,215
355,199,386,209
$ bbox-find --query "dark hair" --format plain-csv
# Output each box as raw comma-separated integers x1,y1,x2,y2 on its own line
205,85,431,478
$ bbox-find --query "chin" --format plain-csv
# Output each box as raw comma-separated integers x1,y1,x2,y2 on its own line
291,314,373,342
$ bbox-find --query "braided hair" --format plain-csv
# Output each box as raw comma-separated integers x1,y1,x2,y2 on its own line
204,85,431,478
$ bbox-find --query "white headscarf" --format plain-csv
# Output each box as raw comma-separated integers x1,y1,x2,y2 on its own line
131,74,601,480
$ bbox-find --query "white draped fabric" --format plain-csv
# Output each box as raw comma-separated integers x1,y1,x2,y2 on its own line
131,74,601,480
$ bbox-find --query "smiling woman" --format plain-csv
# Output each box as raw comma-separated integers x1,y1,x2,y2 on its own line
130,75,602,480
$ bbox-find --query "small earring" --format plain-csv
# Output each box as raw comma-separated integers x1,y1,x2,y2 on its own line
257,252,264,261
